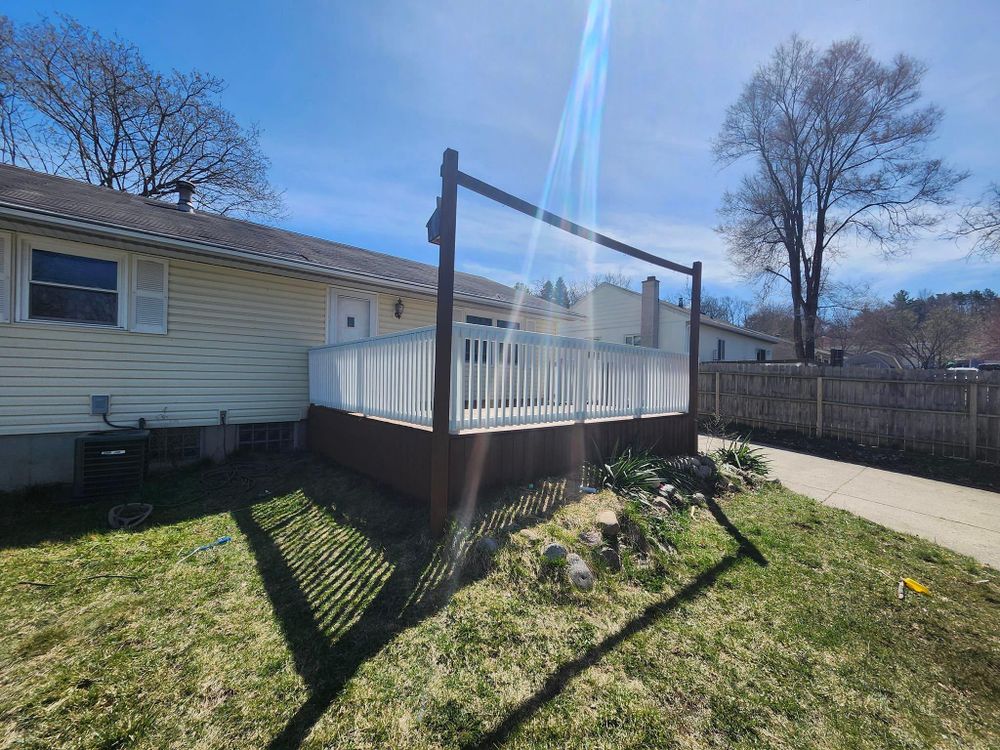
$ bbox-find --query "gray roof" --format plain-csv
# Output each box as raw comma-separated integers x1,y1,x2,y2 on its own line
0,163,566,316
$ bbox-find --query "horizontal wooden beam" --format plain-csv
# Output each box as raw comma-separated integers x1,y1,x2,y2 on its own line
456,170,695,277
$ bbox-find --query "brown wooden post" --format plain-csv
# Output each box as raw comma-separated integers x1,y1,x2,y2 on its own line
969,380,979,462
816,375,824,438
714,371,721,417
430,148,459,534
688,261,702,453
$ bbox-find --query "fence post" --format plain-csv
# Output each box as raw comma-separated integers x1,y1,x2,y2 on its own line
714,371,721,417
969,381,979,461
816,376,824,439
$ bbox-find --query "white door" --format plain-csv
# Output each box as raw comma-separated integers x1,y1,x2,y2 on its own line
333,294,371,343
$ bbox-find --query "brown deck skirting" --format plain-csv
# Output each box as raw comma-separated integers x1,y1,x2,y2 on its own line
308,405,692,505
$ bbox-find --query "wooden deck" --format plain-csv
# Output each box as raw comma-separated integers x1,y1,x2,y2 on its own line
307,404,693,505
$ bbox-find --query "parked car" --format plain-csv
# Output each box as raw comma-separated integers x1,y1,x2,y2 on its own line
978,362,1000,371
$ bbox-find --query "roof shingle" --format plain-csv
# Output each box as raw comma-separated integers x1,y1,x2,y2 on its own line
0,163,564,315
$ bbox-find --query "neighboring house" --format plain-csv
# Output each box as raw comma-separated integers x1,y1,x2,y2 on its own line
770,337,832,363
562,278,780,362
843,351,903,369
0,164,570,490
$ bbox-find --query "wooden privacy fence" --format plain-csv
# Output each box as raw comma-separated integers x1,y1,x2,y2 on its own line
699,363,1000,464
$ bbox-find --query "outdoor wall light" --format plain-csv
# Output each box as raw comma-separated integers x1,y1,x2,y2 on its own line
394,298,405,319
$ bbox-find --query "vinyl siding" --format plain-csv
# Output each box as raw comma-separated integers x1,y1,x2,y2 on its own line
378,293,560,335
564,284,774,361
0,227,566,436
0,248,327,435
561,284,642,343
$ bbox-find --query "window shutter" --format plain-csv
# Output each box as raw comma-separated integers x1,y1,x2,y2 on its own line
131,256,168,333
0,234,10,323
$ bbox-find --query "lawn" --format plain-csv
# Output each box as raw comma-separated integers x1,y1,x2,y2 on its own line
1,452,997,749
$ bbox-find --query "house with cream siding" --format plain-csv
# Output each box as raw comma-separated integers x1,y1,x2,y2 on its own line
0,164,568,490
562,279,779,362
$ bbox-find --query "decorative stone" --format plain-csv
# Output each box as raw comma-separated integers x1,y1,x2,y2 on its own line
653,497,672,512
691,492,706,504
475,537,499,556
596,510,620,538
541,542,567,561
578,530,603,547
658,483,676,497
566,553,595,590
599,545,622,572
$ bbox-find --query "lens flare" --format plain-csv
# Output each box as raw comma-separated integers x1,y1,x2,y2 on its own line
460,0,613,527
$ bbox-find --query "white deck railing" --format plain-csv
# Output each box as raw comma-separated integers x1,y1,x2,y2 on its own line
309,323,689,432
309,326,437,427
450,323,688,431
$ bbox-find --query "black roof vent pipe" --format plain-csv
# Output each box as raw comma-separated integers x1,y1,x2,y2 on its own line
175,180,196,212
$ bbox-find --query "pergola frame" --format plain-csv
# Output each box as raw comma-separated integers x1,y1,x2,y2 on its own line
428,148,702,532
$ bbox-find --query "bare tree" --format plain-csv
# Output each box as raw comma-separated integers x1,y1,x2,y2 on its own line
699,293,752,326
953,183,1000,258
853,295,974,368
715,35,964,360
0,15,283,219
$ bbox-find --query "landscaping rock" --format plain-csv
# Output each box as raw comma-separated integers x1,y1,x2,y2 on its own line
599,545,622,572
541,542,567,561
658,483,676,497
578,530,603,547
566,553,595,591
596,510,620,538
475,537,499,556
653,497,673,512
691,492,706,505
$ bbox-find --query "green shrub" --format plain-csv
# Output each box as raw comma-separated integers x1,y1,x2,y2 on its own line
712,436,771,477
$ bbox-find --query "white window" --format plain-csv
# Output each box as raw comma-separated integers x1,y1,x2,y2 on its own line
755,348,768,362
624,334,641,346
16,237,168,333
716,338,726,361
21,243,126,327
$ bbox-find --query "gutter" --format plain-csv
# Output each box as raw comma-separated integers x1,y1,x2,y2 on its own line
0,201,581,320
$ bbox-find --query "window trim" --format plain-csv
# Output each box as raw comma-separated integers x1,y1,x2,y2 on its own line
624,333,641,346
17,236,129,330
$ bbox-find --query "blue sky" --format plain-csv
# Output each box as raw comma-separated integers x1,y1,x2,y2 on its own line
6,0,1000,304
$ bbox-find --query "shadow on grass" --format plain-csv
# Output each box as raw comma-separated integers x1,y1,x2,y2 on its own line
464,494,768,750
232,460,572,750
0,451,316,551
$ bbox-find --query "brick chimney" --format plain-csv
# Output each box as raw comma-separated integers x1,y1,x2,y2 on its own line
640,275,660,349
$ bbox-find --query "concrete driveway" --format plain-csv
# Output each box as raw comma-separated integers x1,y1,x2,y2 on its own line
700,436,1000,569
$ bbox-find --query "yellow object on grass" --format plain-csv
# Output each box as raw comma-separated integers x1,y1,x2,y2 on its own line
903,578,931,595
